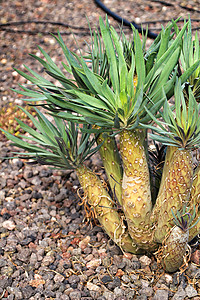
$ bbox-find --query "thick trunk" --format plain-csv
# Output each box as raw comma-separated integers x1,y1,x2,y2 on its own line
154,149,193,243
96,133,123,205
120,129,156,250
76,164,142,254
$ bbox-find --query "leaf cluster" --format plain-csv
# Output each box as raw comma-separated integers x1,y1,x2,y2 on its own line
0,107,101,169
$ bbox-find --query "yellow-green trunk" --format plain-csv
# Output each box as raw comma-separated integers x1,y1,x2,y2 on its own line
76,164,142,254
154,149,193,243
97,133,123,205
151,146,178,224
120,129,156,250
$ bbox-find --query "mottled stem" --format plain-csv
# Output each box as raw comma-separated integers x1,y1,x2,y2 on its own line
154,149,193,243
160,226,189,273
76,164,142,254
120,129,157,250
96,133,123,205
151,146,178,224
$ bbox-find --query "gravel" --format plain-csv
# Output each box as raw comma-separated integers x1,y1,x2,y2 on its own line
1,0,200,299
1,141,200,299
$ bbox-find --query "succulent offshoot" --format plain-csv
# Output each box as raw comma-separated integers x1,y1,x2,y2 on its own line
144,80,200,242
159,206,199,273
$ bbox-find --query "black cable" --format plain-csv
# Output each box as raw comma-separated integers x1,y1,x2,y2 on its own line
94,0,158,39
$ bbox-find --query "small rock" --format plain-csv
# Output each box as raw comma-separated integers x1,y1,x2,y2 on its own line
101,275,112,284
87,282,101,292
141,286,154,297
107,277,121,290
30,253,38,265
191,250,200,265
115,269,124,277
42,255,55,266
17,249,31,263
2,220,15,230
68,275,80,285
31,176,42,186
186,264,200,279
185,285,198,298
0,276,10,289
0,259,6,268
172,287,187,300
103,291,115,300
153,289,169,300
0,191,5,201
114,287,124,297
23,169,33,179
164,274,173,285
86,258,101,268
79,236,90,250
121,274,130,283
1,266,14,276
54,273,65,283
139,255,151,267
69,290,81,299
7,287,23,299
21,285,35,298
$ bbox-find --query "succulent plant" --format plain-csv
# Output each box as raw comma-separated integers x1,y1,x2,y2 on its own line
1,17,200,273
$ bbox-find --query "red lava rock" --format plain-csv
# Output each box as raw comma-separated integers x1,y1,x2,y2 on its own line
1,207,8,215
28,242,37,250
4,291,8,298
67,246,74,253
123,252,133,260
71,237,80,245
191,250,200,265
116,269,124,277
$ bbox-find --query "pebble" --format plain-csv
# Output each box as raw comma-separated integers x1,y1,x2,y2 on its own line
172,287,187,300
86,258,101,268
139,255,152,267
69,290,81,299
152,289,169,300
16,249,31,263
54,273,65,283
87,282,101,292
0,141,199,300
185,285,198,298
101,275,112,284
2,220,15,230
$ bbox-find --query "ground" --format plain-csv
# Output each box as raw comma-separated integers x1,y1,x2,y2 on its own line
0,1,200,299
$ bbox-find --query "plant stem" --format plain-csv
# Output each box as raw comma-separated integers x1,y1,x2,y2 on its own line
96,133,123,205
154,148,193,243
76,164,142,254
120,129,156,250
